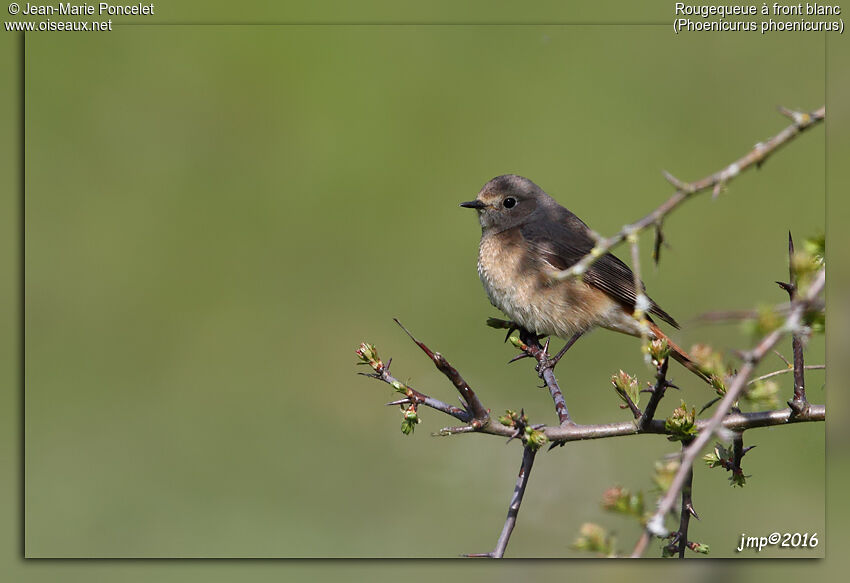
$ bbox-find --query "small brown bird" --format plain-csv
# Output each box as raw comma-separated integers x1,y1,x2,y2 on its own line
461,174,708,381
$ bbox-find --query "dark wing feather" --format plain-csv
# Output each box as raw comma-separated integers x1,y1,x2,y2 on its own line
520,209,679,329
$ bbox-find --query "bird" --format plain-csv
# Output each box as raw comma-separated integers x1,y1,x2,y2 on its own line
460,174,710,383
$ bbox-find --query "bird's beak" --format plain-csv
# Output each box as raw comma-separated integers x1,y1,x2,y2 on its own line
459,200,486,209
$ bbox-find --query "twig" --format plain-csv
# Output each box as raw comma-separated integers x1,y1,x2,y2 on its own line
627,234,651,361
632,268,824,557
731,433,747,481
690,305,792,325
748,364,824,385
553,106,825,282
393,319,490,426
677,440,697,558
365,364,472,422
638,356,670,431
776,234,810,416
467,447,537,558
620,390,643,420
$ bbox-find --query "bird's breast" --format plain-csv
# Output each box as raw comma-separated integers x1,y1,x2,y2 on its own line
476,230,624,338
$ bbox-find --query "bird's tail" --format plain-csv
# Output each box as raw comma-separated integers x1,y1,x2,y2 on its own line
647,322,717,388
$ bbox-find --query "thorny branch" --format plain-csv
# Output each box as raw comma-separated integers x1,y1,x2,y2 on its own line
392,319,490,426
552,106,825,282
467,447,537,558
666,440,698,558
632,268,825,557
638,355,672,432
777,233,810,416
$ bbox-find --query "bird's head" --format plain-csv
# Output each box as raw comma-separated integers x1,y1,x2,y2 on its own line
460,174,549,232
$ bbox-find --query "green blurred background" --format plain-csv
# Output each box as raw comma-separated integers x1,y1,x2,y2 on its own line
2,0,846,579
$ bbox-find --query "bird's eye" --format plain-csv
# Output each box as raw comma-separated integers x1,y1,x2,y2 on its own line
503,197,517,209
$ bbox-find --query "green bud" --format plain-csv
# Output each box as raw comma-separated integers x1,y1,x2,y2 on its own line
400,404,420,435
665,401,698,441
390,379,408,394
730,470,749,488
572,523,616,556
355,342,383,373
710,375,727,396
703,443,730,469
649,338,670,366
601,486,645,519
689,542,710,554
499,409,519,427
508,336,526,350
524,429,547,451
611,370,640,409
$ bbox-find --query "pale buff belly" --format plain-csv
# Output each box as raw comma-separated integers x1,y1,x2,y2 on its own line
477,235,645,338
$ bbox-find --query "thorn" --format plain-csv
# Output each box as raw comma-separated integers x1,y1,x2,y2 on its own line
776,281,794,294
505,428,522,445
393,318,415,340
385,398,409,406
778,106,806,125
542,337,550,355
773,350,792,367
712,181,723,199
685,502,700,520
662,170,691,192
548,440,566,451
385,357,392,372
653,222,665,265
741,445,756,456
699,397,722,415
508,352,531,364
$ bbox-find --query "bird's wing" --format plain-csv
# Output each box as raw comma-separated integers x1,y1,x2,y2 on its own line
520,211,680,329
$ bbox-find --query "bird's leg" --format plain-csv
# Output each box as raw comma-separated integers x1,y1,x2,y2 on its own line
550,331,584,368
519,327,542,347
